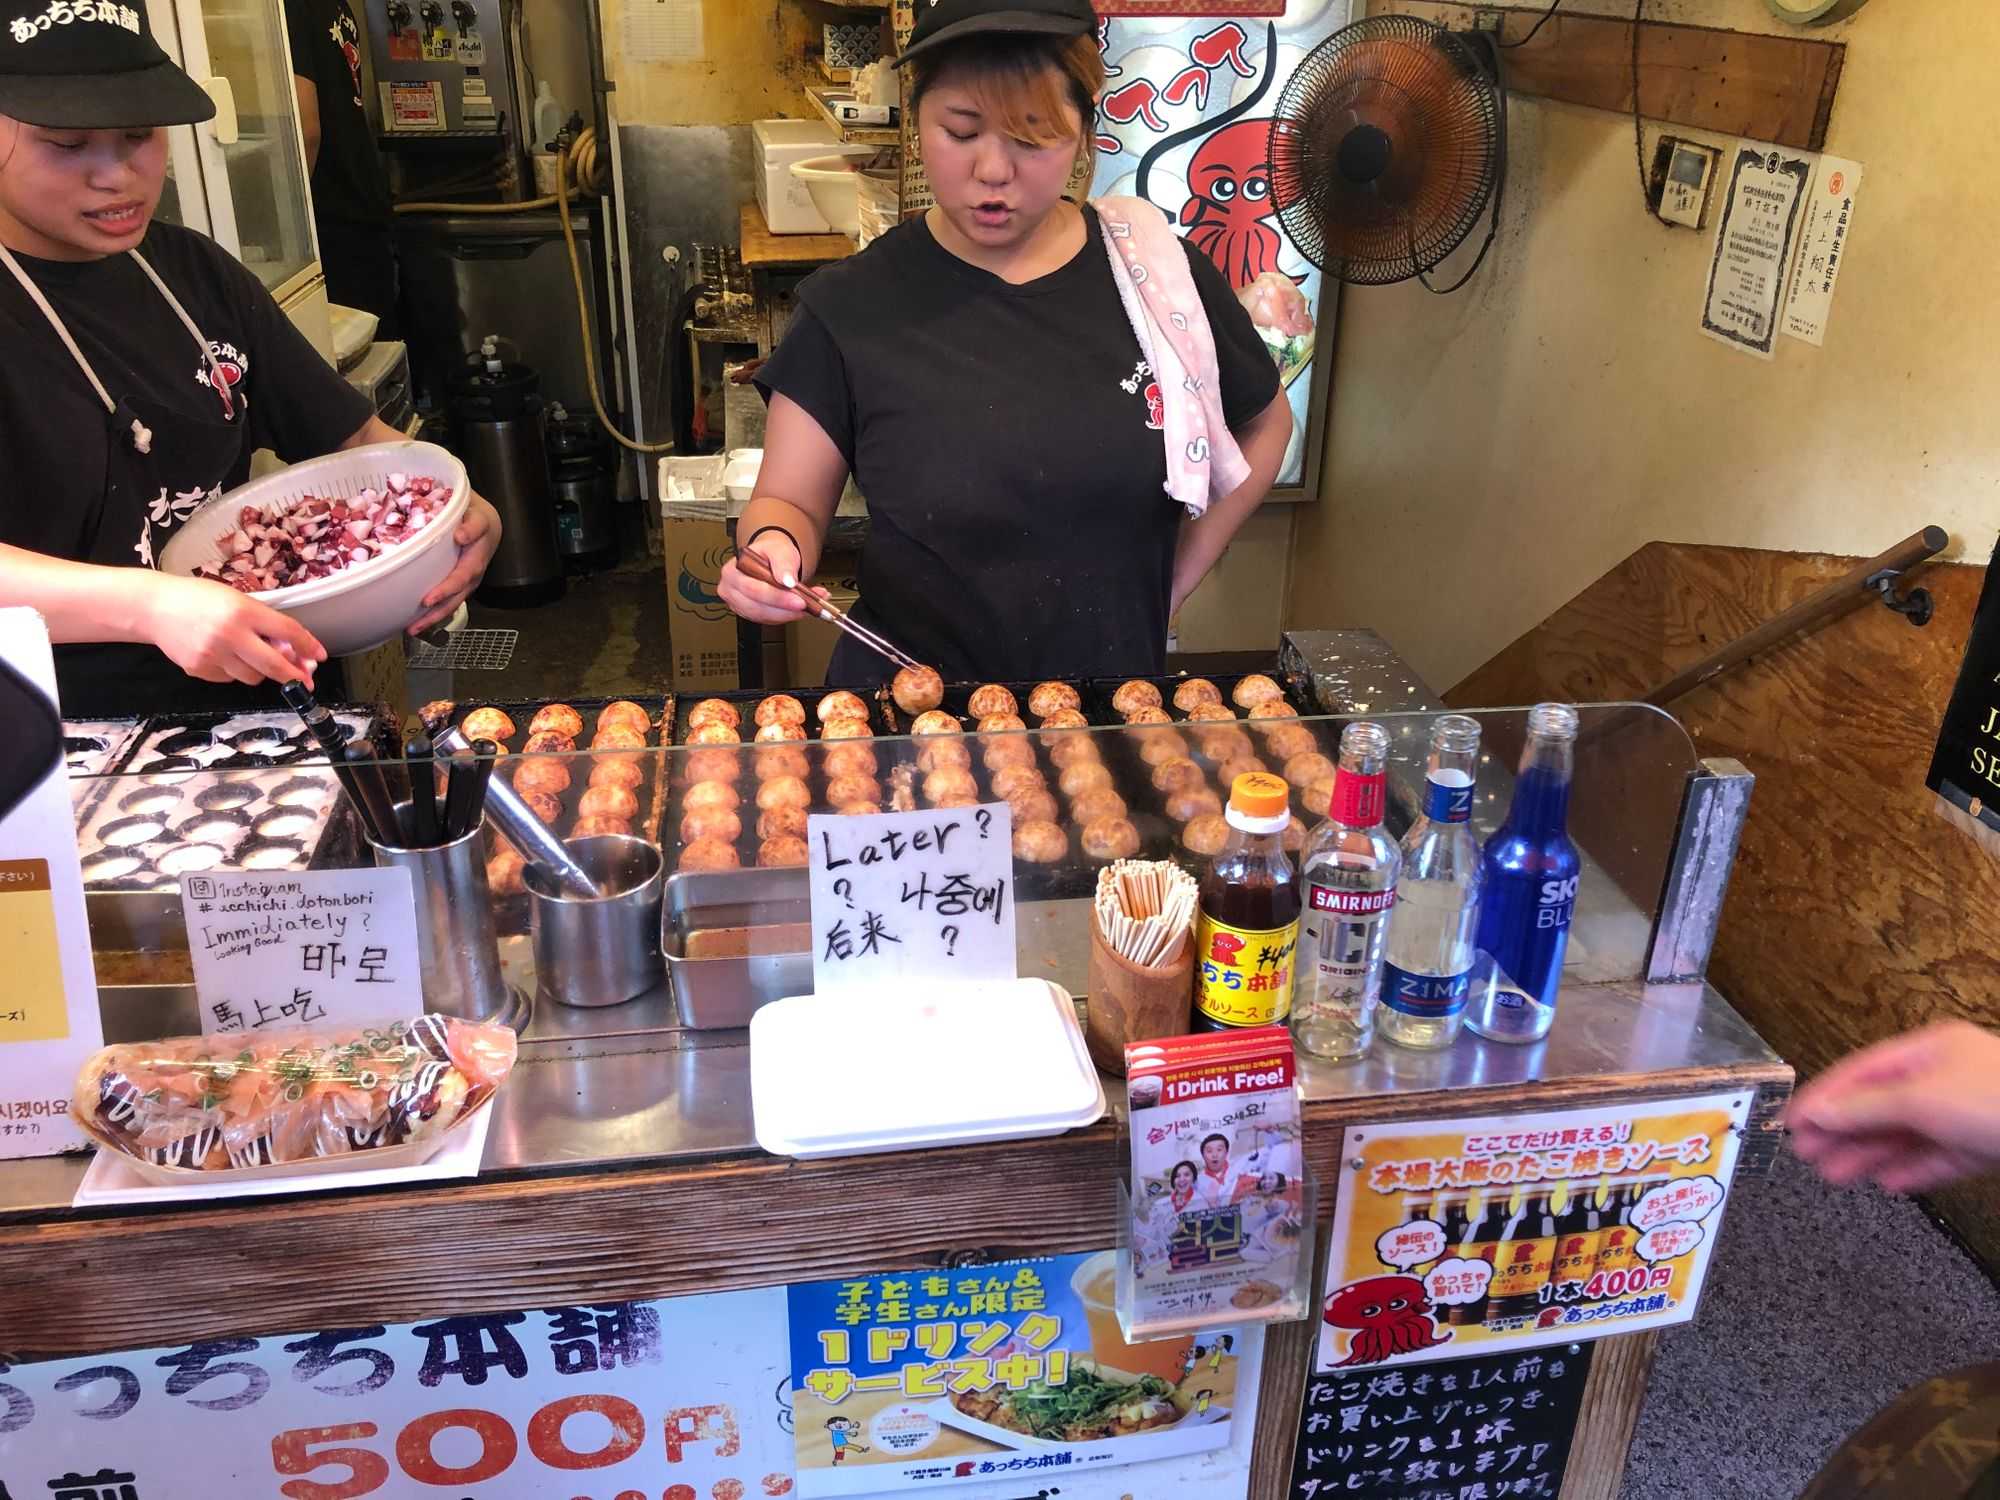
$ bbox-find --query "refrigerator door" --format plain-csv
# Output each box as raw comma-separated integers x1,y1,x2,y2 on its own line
148,0,320,297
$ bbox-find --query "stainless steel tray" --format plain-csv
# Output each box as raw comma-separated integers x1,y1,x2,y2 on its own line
662,867,812,1029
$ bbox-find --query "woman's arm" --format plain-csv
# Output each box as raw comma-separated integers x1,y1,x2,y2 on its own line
0,543,325,688
1169,391,1293,617
339,416,505,633
717,393,848,625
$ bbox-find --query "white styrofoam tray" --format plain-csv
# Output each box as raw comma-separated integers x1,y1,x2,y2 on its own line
751,979,1106,1159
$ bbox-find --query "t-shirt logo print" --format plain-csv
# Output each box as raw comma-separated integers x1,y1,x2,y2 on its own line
195,341,249,416
332,14,364,107
1119,359,1164,432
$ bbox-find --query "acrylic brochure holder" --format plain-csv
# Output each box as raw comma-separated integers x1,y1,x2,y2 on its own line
1113,1167,1319,1343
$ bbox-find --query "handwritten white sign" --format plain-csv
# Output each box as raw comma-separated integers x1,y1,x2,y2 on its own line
807,802,1016,992
181,867,423,1035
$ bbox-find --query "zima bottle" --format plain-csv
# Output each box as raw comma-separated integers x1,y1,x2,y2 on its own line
1379,714,1483,1050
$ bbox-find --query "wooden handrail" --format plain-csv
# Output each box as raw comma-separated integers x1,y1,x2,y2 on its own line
1642,526,1949,708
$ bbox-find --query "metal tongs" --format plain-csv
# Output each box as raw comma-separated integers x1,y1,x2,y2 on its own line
434,725,604,899
733,546,925,673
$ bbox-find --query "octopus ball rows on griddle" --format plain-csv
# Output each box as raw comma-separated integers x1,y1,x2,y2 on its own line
1150,756,1204,794
824,744,879,779
683,780,740,813
1081,817,1140,861
1122,705,1172,727
1012,820,1067,863
571,815,632,840
1181,813,1230,856
1138,735,1190,769
1285,752,1338,789
1070,788,1128,825
1231,674,1285,710
968,684,1018,719
758,836,809,869
754,747,810,783
1166,786,1224,823
522,730,574,756
817,690,869,724
513,759,571,797
911,710,961,736
681,807,743,844
521,790,564,825
977,712,1026,735
679,837,740,872
757,775,812,812
689,722,741,747
923,767,979,804
1216,756,1267,789
1186,702,1237,724
1263,725,1320,763
822,716,873,740
685,749,741,784
486,847,526,896
530,704,585,740
687,698,739,732
755,694,807,728
1049,736,1101,770
578,785,639,822
1006,788,1060,825
837,800,882,816
593,724,649,752
1199,729,1255,764
1250,700,1300,722
918,739,973,773
827,774,882,807
980,737,1038,772
759,806,809,841
988,764,1045,800
1300,780,1335,818
1113,680,1164,717
599,699,651,734
1172,678,1222,713
933,792,981,809
1037,709,1089,745
1283,816,1308,854
892,665,944,716
461,707,516,742
1058,761,1112,799
1028,681,1081,719
755,720,807,744
591,758,646,791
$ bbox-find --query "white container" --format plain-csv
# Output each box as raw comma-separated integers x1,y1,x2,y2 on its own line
792,155,869,239
722,448,763,503
751,978,1107,1159
754,118,847,234
158,441,470,658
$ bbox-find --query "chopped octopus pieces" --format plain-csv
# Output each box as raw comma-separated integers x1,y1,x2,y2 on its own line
193,479,452,594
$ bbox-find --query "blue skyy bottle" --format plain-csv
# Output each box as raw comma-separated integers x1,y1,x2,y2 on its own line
1467,703,1581,1044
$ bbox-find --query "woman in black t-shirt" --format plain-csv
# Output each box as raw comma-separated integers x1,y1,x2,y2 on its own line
719,0,1301,686
0,3,499,717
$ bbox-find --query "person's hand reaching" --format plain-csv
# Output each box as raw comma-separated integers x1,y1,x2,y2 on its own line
718,528,828,626
141,572,325,688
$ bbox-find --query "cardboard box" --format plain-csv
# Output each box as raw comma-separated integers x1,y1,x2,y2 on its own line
660,456,742,693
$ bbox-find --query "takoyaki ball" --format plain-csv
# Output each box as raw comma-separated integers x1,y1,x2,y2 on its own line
1081,817,1140,861
689,721,741,746
1263,725,1320,763
827,774,882,807
522,790,564,825
1136,731,1191,767
1217,755,1269,789
1181,814,1231,856
892,665,944,716
755,720,807,744
989,764,1046,800
530,704,585,740
522,730,575,756
1171,678,1222,713
1150,756,1205,794
683,780,740,813
980,737,1039,772
755,694,807,728
923,767,979,804
679,837,741,872
1028,681,1082,719
759,806,809,841
514,758,571,797
686,748,742,784
1070,788,1128,825
1186,702,1237,724
681,807,743,845
592,725,647,752
598,700,652,735
968,684,1018,718
758,836,810,868
462,707,516,742
822,716,873,740
1300,779,1336,819
824,744,880,780
1198,729,1255,765
1049,735,1103,770
977,712,1027,735
590,758,646,791
912,710,962,736
1282,816,1308,854
572,815,632,840
1166,786,1224,824
1006,788,1061,825
1037,709,1090,745
1122,705,1172,727
1231,674,1285,710
1013,820,1068,864
757,775,813,812
578,785,639,822
687,698,741,732
818,690,870,724
1059,760,1113,799
1250,700,1300,722
917,739,973,773
754,747,811,783
837,801,883,817
1285,752,1338,789
933,792,982,810
486,848,526,897
1113,680,1164,717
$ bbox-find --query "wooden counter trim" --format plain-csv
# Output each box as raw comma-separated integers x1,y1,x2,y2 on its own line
0,1059,1789,1361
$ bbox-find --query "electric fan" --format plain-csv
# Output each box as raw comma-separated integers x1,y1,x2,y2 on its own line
1269,14,1507,291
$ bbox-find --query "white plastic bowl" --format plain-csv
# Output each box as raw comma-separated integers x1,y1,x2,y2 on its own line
158,441,470,658
791,154,871,238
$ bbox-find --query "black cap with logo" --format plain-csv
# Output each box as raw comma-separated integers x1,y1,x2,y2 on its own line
0,0,216,129
896,0,1098,68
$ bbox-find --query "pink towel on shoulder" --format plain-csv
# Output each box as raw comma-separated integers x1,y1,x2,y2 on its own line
1093,195,1253,518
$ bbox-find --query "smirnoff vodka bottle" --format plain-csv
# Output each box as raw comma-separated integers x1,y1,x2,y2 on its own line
1380,715,1485,1050
1293,722,1400,1060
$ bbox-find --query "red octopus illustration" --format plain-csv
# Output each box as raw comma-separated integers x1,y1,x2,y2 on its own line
1180,120,1284,292
1323,1275,1452,1368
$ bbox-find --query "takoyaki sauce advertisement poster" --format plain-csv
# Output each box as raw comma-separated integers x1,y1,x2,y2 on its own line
788,1253,1240,1494
1318,1093,1751,1371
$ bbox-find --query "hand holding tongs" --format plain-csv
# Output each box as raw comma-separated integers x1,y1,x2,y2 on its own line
732,546,925,674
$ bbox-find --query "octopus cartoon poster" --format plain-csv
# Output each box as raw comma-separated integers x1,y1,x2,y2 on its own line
788,1253,1247,1495
1317,1092,1752,1372
1089,2,1358,488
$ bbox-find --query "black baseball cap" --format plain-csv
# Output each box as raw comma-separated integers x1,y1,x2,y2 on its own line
896,0,1098,68
0,0,216,129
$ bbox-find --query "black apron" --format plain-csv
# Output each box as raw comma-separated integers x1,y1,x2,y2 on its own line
0,243,277,719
